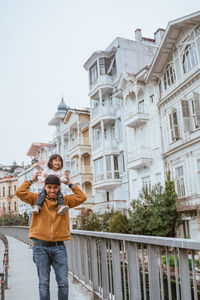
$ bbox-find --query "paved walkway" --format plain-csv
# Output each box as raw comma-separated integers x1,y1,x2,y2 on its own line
2,237,93,300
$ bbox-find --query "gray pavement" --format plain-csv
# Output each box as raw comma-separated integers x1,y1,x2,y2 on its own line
4,237,93,300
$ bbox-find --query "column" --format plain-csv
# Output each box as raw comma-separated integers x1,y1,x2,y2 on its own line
101,120,104,148
99,88,102,112
77,120,80,145
69,127,71,149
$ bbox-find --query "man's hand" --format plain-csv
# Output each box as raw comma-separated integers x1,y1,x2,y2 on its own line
63,171,71,186
31,171,42,182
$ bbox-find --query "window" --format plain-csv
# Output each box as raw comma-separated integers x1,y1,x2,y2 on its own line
197,159,200,192
94,158,104,181
132,179,137,198
3,187,5,197
89,61,98,84
113,156,119,178
181,100,192,132
163,64,176,90
14,202,17,211
138,99,145,112
8,186,11,196
119,152,125,173
99,56,116,76
175,166,185,197
142,176,151,193
169,109,180,141
14,185,16,192
106,155,112,179
191,92,200,128
150,95,154,103
182,45,197,73
155,172,161,184
99,57,110,75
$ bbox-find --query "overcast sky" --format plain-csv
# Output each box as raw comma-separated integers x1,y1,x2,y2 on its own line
0,0,199,165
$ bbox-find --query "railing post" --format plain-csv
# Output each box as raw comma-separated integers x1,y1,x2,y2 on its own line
148,245,160,300
111,239,122,300
179,248,192,300
82,236,89,285
100,239,109,299
0,273,4,300
127,242,141,299
90,237,99,292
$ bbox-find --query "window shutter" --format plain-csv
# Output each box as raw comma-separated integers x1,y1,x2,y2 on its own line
181,100,192,131
172,110,179,139
169,113,174,141
193,92,200,127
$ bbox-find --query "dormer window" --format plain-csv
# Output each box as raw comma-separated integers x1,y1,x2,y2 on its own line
182,44,197,73
163,64,176,90
89,61,98,84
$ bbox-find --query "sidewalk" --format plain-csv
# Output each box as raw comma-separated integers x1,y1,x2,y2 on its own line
5,237,93,300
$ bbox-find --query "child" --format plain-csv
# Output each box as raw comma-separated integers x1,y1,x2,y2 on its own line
32,154,69,215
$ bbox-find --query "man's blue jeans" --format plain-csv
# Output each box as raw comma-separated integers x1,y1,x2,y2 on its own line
32,243,68,300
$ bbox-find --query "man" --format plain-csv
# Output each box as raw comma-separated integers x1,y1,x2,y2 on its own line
15,172,87,300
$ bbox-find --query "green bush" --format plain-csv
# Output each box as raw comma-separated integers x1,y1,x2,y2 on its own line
76,208,102,231
108,211,129,234
0,214,28,226
128,172,181,237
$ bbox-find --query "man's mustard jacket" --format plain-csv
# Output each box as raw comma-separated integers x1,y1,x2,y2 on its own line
15,180,87,241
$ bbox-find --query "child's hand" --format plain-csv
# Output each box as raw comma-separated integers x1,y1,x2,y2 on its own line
31,171,41,182
64,172,71,186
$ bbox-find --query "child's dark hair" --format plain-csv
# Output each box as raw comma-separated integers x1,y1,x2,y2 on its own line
47,154,63,170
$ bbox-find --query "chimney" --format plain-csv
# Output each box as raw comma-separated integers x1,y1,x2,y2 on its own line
135,28,142,41
154,28,165,46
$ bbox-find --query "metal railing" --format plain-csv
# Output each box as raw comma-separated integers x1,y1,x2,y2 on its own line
1,227,200,300
0,233,9,300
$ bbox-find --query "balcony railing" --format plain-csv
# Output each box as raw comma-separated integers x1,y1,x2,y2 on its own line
94,170,120,182
128,147,152,169
125,103,149,127
91,104,116,121
70,166,92,177
69,137,90,150
1,226,200,300
93,139,118,151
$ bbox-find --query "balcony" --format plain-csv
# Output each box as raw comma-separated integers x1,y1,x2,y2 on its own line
128,147,152,169
91,104,116,125
93,171,122,190
89,74,113,94
69,137,90,151
176,194,200,211
124,104,149,127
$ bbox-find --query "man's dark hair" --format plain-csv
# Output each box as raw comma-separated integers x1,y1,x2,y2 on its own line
47,154,63,170
45,175,60,186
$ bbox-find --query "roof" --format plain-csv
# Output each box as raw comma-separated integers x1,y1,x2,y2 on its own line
26,143,51,157
147,10,200,82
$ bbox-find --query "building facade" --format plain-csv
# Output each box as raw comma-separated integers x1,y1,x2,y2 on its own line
147,12,200,239
83,30,163,213
0,176,18,215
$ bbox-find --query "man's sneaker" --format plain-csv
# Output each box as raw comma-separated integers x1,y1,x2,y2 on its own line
32,205,41,215
58,205,69,215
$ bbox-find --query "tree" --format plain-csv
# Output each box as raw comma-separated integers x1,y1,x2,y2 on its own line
76,208,102,231
108,211,130,234
128,172,181,237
